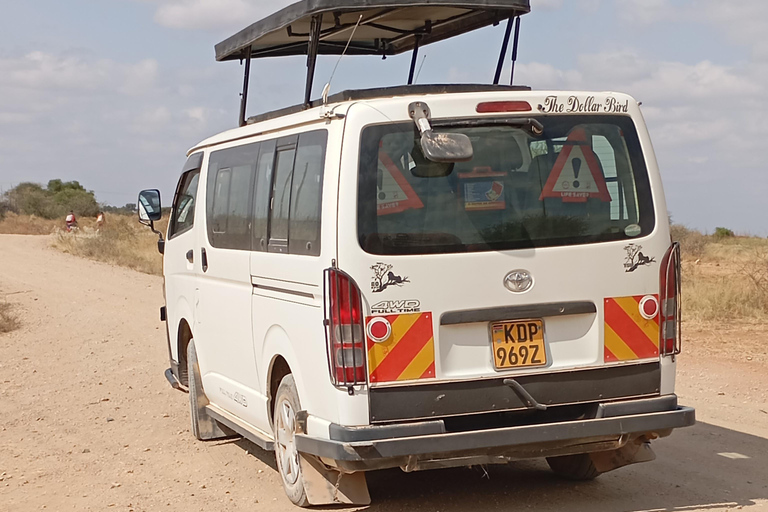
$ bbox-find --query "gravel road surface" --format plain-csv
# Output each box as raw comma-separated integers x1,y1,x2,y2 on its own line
1,235,766,511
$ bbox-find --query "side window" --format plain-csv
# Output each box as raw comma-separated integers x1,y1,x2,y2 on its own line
268,137,298,253
169,169,200,238
227,166,253,248
212,169,231,233
252,140,276,251
289,131,327,256
206,142,260,250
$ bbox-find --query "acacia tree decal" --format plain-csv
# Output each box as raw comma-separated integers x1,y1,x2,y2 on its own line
624,244,656,272
371,263,393,292
624,244,641,271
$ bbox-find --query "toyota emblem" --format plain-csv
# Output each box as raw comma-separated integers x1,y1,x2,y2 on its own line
504,270,534,293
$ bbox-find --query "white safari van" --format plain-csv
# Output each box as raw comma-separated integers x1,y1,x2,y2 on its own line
138,0,694,506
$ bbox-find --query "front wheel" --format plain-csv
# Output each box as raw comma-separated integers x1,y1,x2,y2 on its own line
273,374,310,507
546,453,601,481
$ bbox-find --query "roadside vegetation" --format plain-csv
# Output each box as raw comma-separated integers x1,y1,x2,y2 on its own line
1,180,100,219
0,180,137,234
673,224,768,324
53,215,168,276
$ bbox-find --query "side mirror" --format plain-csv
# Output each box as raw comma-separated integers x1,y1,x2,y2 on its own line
409,101,473,165
138,189,165,254
138,189,162,223
420,131,474,164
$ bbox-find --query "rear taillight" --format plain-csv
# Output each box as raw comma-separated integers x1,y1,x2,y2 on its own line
659,242,682,357
323,268,367,387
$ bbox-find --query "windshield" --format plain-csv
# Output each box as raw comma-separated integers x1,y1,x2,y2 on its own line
357,115,655,255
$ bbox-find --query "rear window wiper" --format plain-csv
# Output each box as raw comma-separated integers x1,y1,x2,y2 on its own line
432,117,544,136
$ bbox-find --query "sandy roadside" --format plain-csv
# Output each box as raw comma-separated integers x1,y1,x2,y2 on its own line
0,234,766,512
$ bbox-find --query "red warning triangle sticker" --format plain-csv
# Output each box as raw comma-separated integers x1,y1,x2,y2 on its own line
539,128,611,203
377,150,424,216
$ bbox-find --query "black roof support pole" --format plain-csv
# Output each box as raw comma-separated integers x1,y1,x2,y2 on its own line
238,46,252,127
407,35,421,85
510,15,521,86
493,17,513,85
304,13,323,107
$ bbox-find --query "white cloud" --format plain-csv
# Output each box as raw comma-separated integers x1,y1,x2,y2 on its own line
534,0,565,10
515,61,582,89
0,51,109,92
615,0,675,24
184,106,207,123
618,0,768,61
152,0,293,31
0,48,235,205
119,59,160,96
0,52,159,97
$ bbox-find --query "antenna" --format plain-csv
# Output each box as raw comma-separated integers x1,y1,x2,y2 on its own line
323,14,363,107
414,55,427,84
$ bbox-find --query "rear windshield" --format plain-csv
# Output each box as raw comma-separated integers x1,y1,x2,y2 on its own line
357,115,654,255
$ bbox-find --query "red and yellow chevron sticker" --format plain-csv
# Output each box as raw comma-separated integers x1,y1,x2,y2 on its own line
366,312,435,383
604,295,660,362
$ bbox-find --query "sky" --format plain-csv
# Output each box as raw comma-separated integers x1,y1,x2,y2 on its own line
0,0,766,235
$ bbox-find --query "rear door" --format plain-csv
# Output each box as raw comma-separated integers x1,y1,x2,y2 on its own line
338,104,668,421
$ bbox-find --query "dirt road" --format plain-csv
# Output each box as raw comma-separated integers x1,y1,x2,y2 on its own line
1,234,766,512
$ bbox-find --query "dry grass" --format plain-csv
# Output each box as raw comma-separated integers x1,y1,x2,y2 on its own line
0,212,101,234
677,227,768,325
0,212,61,234
52,215,167,276
0,301,20,334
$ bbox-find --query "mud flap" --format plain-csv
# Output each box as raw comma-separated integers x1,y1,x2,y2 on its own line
589,439,656,473
188,343,236,441
298,454,371,506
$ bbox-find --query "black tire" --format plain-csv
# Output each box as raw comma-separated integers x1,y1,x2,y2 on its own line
273,374,310,507
546,453,601,481
187,340,232,441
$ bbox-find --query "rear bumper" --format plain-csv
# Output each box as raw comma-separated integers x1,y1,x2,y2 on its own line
295,395,694,471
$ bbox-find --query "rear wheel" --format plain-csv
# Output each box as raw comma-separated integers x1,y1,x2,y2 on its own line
273,374,309,507
546,453,601,481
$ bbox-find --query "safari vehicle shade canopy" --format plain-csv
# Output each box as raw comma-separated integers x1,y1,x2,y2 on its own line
215,0,531,61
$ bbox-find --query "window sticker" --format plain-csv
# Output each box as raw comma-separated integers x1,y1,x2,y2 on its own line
463,180,506,211
459,167,507,211
625,224,642,237
539,128,611,203
376,151,424,216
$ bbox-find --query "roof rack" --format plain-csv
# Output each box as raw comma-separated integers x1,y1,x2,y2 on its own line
214,0,531,126
246,83,531,125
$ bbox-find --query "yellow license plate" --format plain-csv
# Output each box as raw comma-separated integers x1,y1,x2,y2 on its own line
491,319,547,369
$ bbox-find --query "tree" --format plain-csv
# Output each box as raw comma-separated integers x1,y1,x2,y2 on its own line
0,180,99,219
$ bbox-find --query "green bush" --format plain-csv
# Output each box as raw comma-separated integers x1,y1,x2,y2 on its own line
2,180,99,219
670,223,709,259
714,227,735,239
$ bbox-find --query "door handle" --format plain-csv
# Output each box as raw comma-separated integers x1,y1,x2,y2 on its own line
201,248,208,273
186,250,194,263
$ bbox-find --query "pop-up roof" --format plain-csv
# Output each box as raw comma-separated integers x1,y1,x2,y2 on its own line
216,0,532,126
215,0,530,61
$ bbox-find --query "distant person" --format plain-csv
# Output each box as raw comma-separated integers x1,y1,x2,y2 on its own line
65,210,77,232
96,211,105,231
